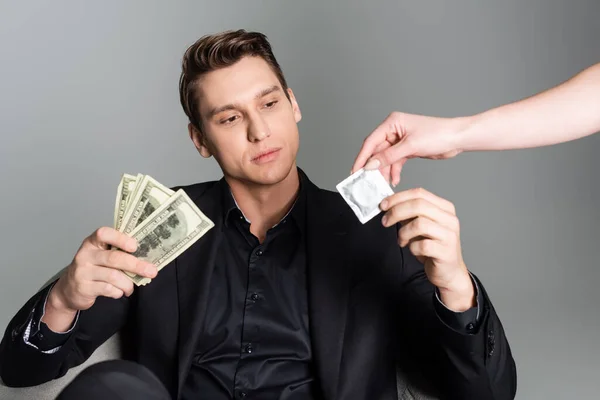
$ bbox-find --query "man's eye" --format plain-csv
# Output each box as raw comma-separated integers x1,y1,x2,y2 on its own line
220,115,238,124
264,100,278,109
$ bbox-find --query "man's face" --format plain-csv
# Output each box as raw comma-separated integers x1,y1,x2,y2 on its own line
190,56,302,186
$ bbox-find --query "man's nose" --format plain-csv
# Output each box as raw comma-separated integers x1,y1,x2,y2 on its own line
247,114,271,142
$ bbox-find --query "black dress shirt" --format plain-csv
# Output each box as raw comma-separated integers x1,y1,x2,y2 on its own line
181,178,319,400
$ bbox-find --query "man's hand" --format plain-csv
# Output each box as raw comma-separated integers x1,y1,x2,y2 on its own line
44,227,157,332
380,188,475,311
351,112,468,186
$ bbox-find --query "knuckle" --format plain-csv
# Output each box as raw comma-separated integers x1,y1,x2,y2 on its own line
103,282,114,294
448,202,456,214
409,241,420,253
413,187,427,197
441,229,453,244
71,265,86,283
95,226,109,240
413,197,427,210
127,256,140,272
420,240,432,253
107,250,121,267
414,218,427,231
452,229,460,243
452,216,460,231
125,256,139,273
108,269,122,283
73,250,88,266
136,262,147,275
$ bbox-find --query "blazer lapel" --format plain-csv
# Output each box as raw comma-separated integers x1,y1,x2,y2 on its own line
175,181,225,397
305,179,354,400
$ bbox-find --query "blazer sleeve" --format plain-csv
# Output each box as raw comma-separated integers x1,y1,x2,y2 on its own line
0,279,130,387
390,233,517,399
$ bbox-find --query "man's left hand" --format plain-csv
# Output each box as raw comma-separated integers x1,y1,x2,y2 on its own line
379,188,475,312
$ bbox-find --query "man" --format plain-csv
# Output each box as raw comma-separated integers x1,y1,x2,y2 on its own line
0,30,516,399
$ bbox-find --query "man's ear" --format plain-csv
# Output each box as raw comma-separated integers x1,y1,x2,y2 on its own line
188,123,212,158
287,88,302,123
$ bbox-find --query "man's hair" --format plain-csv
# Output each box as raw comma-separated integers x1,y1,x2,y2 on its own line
179,29,290,133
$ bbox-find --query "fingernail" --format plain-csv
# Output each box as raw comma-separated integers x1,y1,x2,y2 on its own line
381,215,388,226
380,199,388,210
364,158,380,170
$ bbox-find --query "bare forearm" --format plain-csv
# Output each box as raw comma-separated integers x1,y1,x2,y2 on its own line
458,62,600,152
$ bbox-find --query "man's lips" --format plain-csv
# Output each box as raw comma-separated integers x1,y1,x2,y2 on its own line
251,148,281,162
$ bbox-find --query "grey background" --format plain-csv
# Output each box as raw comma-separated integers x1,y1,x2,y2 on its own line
1,0,599,398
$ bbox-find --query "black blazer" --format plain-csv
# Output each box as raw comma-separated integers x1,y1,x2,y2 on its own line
0,174,517,399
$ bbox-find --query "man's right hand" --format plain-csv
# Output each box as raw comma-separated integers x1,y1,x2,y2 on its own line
43,227,157,332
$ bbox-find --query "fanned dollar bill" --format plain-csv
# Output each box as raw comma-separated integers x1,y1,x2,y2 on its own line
113,173,214,286
123,189,214,286
120,175,174,234
114,173,142,230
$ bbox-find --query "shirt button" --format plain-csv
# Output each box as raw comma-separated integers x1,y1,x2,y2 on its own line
466,323,475,331
250,293,260,302
238,392,247,399
256,249,263,256
244,343,253,354
37,332,44,339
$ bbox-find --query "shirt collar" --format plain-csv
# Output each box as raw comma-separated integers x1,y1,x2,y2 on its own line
221,171,306,234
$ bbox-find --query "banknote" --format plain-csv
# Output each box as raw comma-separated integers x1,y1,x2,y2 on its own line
122,189,215,286
120,175,174,234
336,168,394,224
113,173,142,230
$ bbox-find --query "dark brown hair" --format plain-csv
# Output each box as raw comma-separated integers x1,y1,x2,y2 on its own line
179,29,290,132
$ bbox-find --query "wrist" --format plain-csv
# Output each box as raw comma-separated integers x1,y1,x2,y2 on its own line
438,270,476,312
47,283,77,316
451,115,477,154
43,284,78,333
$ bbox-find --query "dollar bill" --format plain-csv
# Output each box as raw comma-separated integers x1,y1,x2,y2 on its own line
113,173,142,230
125,173,144,209
120,175,174,234
122,188,215,286
336,168,394,224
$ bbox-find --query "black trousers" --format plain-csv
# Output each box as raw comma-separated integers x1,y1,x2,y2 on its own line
56,360,171,400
